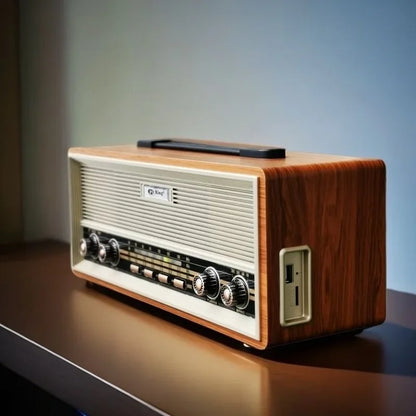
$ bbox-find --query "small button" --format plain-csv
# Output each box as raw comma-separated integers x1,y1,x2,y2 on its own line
172,278,186,290
130,264,140,274
143,269,154,279
157,273,169,284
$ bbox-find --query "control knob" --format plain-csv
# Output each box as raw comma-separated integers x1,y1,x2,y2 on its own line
79,233,100,259
220,275,251,309
192,266,225,300
98,238,120,266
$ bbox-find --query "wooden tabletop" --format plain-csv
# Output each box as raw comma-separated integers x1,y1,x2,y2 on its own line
1,241,415,416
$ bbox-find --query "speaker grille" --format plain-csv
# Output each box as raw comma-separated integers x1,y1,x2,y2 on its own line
79,163,257,264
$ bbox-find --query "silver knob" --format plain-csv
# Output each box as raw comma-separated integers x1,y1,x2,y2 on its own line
192,266,223,299
220,275,250,309
79,233,100,259
98,238,120,266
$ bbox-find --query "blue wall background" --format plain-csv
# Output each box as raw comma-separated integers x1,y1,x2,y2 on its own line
20,0,416,293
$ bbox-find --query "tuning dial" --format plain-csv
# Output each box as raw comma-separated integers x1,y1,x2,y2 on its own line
79,233,100,259
98,238,120,266
192,266,225,299
220,275,250,309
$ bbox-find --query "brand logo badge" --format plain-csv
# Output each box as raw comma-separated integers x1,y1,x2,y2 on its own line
142,184,172,203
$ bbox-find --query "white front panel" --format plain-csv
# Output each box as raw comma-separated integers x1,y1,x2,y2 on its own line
69,153,260,340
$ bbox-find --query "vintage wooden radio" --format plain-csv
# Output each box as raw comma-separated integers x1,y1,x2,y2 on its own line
68,139,386,349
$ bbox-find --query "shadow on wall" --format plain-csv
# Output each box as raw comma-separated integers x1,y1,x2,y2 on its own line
20,0,71,242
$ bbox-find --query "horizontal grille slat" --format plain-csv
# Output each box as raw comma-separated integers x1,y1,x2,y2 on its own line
81,184,253,216
82,211,253,259
81,181,142,198
80,163,256,263
81,196,254,234
81,166,252,193
81,189,253,220
81,205,254,251
171,193,253,208
81,175,253,202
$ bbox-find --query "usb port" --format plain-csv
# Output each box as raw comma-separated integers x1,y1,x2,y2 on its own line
285,264,293,283
279,245,312,327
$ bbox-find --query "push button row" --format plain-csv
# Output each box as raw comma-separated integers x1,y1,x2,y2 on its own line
129,263,187,290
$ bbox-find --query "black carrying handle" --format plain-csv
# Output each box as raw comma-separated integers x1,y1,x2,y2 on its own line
137,139,285,159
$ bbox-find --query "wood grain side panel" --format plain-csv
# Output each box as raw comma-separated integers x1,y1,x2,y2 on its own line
265,160,386,345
